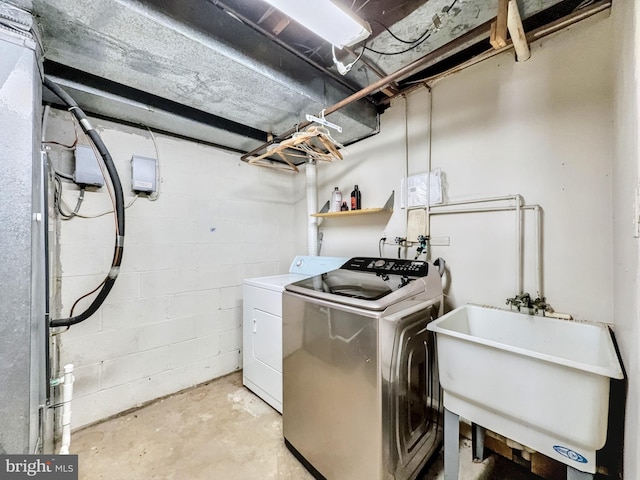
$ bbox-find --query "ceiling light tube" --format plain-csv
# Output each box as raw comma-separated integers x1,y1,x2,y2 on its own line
263,0,371,48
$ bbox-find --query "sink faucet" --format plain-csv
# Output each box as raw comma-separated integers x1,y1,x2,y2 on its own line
506,293,532,311
506,293,551,314
531,296,551,315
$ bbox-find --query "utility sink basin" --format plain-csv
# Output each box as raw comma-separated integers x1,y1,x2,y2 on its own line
427,305,623,474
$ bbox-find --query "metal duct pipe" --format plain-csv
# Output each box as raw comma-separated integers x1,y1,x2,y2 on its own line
241,21,493,162
209,0,363,94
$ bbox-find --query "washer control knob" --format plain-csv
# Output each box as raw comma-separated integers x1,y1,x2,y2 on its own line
296,259,303,267
374,259,386,268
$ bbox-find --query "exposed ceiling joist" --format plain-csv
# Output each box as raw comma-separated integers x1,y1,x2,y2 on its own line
30,0,610,168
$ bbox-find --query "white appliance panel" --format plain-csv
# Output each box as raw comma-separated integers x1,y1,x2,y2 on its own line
242,256,349,414
253,308,282,372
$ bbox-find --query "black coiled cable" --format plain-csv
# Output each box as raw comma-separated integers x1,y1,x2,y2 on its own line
44,77,125,328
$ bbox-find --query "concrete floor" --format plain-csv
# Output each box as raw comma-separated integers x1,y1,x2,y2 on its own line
71,372,541,480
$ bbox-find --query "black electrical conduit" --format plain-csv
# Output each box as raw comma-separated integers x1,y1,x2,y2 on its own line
44,77,125,328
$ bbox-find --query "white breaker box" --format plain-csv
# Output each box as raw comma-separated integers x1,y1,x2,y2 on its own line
131,155,157,193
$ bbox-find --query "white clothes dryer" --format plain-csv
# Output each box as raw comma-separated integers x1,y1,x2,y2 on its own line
242,256,348,413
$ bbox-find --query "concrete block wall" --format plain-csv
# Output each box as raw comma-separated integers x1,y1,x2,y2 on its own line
45,109,297,428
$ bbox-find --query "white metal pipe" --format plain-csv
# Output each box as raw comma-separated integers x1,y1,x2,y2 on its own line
429,205,526,215
430,195,525,292
429,202,543,299
534,205,543,299
59,364,74,455
403,95,410,241
430,195,522,208
516,194,523,294
425,87,433,239
306,160,318,256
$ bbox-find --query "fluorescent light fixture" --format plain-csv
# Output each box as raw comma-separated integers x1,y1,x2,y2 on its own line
263,0,371,48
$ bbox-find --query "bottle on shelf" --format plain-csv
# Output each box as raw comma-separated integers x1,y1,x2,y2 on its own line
350,185,361,210
340,201,349,211
331,187,342,212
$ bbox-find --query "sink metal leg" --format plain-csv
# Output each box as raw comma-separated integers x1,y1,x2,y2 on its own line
444,408,460,480
567,466,594,480
471,423,486,463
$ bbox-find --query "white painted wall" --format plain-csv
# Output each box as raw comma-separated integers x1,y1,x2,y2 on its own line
46,110,297,428
313,12,614,322
305,8,637,475
428,13,614,320
612,0,640,478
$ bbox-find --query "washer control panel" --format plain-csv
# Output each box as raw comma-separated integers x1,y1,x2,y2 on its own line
341,257,429,277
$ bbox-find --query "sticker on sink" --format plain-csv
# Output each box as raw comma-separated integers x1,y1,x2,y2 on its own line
553,445,588,463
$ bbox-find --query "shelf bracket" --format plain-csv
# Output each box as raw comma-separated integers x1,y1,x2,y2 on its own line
383,191,395,211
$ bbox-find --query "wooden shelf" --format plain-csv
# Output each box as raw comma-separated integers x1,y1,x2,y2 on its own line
311,207,392,218
311,191,394,218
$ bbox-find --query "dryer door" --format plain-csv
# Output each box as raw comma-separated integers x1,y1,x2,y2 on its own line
253,308,282,372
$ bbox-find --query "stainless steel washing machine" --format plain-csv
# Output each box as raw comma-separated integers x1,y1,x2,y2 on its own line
282,257,445,480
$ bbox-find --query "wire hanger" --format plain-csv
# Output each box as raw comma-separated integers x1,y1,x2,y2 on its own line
247,123,345,172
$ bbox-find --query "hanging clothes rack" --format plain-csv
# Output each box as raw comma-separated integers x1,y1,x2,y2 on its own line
246,125,344,172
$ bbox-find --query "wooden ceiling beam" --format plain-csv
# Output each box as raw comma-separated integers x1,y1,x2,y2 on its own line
490,0,509,49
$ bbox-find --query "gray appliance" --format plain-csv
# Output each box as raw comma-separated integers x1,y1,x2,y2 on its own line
282,257,445,480
0,1,50,454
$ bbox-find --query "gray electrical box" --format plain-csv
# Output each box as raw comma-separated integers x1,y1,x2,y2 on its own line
74,144,104,187
131,155,157,193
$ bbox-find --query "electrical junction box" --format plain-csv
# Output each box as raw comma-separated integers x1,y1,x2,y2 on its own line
74,144,104,187
131,155,157,193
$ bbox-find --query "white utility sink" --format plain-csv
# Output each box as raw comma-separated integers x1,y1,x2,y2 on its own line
427,305,623,475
